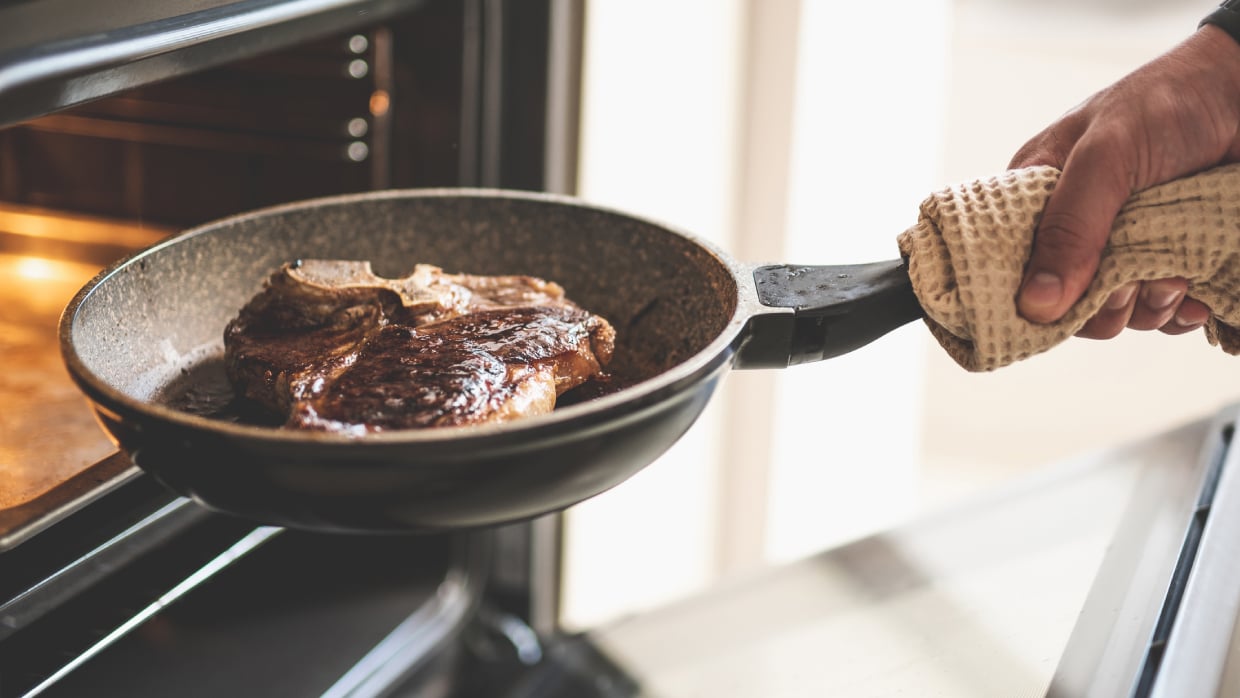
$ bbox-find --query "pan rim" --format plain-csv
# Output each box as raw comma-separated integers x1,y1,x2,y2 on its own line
59,187,752,446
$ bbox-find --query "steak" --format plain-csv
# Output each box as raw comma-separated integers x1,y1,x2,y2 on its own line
224,260,615,434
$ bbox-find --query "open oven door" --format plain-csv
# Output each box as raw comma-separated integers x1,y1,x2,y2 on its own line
572,404,1240,698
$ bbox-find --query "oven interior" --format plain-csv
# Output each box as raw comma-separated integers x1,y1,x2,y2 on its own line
0,2,475,549
0,1,630,695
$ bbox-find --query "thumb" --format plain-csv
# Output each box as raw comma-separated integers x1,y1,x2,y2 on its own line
1018,147,1132,324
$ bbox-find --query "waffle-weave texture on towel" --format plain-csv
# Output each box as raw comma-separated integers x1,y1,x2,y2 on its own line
896,163,1240,372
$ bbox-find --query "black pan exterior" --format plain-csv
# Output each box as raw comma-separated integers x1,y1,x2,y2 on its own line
61,190,743,532
90,364,727,531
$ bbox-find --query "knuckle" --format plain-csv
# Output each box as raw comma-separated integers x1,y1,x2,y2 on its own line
1031,212,1106,271
1036,211,1103,251
1011,139,1055,170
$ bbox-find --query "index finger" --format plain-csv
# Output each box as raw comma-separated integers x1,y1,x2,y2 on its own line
1009,112,1087,171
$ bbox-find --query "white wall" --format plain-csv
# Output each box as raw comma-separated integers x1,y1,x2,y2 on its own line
563,0,1240,629
762,0,949,563
562,0,746,630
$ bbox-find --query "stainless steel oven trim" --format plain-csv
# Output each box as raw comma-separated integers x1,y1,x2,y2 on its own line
1047,406,1237,697
1150,411,1240,697
0,453,141,552
0,0,428,128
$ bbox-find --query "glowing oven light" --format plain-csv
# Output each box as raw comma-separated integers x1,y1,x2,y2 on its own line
14,257,59,281
369,90,390,116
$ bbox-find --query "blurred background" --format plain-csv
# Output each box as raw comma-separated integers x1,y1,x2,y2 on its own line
561,0,1240,629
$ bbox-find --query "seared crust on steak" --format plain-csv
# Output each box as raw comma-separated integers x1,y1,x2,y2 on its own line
224,261,615,433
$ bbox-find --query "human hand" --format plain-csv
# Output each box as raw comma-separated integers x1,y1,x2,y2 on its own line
1010,25,1240,338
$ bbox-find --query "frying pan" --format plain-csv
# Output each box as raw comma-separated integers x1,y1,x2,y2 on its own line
61,189,922,533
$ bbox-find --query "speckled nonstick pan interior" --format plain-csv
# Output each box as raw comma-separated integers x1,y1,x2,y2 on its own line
61,189,921,533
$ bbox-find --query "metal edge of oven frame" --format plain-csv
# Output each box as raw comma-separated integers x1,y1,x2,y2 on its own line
1048,404,1240,697
0,455,141,552
1149,404,1240,698
0,0,430,129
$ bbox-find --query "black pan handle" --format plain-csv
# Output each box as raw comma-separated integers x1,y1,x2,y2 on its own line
735,259,925,369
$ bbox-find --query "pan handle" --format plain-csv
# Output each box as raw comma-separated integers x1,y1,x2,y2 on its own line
735,259,925,369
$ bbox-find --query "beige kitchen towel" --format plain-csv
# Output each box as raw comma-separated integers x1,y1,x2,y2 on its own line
897,162,1240,372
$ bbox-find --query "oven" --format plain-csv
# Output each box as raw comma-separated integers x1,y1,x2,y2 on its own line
8,2,1240,697
0,2,624,695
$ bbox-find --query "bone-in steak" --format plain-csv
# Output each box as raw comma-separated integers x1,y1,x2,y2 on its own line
224,260,615,434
